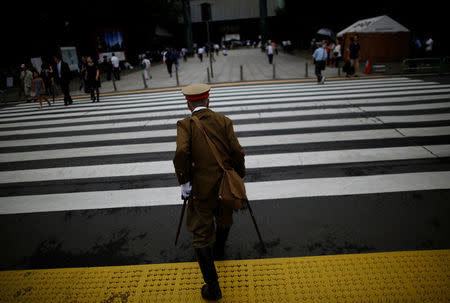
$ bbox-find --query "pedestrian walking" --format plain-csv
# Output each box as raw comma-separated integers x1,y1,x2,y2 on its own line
173,83,245,301
165,48,174,77
173,49,180,70
78,56,88,92
85,56,101,103
142,55,151,80
334,39,342,68
272,41,278,55
323,41,330,66
111,53,120,80
40,62,53,98
198,46,204,62
19,64,33,102
312,42,327,84
32,70,51,109
53,55,73,106
101,56,112,81
425,35,434,57
329,41,335,66
181,47,187,62
266,42,274,64
348,36,361,76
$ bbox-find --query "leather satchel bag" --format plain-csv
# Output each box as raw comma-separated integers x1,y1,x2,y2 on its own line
191,116,247,210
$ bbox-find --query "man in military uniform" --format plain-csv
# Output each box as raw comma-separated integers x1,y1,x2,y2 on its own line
173,83,245,301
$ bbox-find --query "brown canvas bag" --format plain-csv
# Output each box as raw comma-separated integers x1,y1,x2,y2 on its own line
191,116,247,210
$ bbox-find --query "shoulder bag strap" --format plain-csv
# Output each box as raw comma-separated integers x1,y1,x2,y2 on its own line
191,115,226,171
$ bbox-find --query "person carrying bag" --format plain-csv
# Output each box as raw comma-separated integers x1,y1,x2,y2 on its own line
191,115,247,210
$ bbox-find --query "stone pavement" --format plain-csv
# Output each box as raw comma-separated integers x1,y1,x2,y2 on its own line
95,48,351,95
3,48,403,102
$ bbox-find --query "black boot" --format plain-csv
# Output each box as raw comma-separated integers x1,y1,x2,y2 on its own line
195,247,222,301
214,227,230,261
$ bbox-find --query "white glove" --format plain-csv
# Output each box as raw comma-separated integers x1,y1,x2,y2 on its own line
181,181,192,199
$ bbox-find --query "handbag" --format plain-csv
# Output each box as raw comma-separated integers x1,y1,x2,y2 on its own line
191,115,247,210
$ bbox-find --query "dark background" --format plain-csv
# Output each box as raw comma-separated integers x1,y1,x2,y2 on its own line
1,1,448,70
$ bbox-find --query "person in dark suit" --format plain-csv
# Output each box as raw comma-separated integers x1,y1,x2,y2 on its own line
173,83,246,301
53,55,73,105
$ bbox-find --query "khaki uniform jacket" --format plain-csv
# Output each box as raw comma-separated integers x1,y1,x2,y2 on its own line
173,108,245,200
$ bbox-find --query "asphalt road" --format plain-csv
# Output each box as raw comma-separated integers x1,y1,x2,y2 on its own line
1,75,449,270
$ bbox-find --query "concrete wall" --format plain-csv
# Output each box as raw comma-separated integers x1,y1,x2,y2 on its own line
190,0,283,22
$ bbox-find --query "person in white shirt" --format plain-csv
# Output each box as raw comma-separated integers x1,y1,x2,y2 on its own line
425,36,434,56
181,47,187,62
333,39,342,68
214,44,219,56
110,53,120,80
266,42,274,64
198,47,204,62
142,56,151,80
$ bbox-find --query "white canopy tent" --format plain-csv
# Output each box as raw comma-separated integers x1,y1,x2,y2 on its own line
337,15,411,62
337,15,409,37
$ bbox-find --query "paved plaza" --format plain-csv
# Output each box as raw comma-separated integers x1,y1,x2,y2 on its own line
22,48,359,101
86,48,342,94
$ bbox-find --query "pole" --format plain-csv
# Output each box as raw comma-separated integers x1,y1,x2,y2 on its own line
175,67,180,86
207,67,211,83
206,20,214,78
182,0,194,55
305,62,308,78
259,0,268,48
272,63,276,79
175,197,189,245
246,200,267,253
240,65,243,81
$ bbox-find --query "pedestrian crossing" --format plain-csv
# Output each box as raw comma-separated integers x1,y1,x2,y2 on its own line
1,77,450,270
1,77,450,213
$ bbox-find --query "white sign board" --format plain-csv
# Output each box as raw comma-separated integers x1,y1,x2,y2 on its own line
60,46,79,71
30,57,42,74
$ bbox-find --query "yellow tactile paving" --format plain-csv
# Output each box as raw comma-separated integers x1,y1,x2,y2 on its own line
0,250,449,302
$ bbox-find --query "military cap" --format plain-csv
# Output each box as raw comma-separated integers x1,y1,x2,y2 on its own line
182,83,211,101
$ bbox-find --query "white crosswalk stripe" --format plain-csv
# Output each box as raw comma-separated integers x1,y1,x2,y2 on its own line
0,77,449,215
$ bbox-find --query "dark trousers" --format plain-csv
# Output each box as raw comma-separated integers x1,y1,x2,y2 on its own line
167,62,173,76
268,54,273,64
113,68,120,80
335,56,341,68
60,81,72,105
315,60,325,82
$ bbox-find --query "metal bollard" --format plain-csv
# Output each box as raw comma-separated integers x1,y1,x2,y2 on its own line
142,73,148,88
305,62,308,78
175,68,180,86
207,67,211,83
272,64,276,79
240,65,243,81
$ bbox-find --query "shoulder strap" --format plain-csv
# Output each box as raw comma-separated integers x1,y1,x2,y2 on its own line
191,115,225,170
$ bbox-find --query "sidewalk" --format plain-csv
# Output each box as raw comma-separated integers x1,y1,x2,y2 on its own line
1,250,448,302
2,48,404,102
